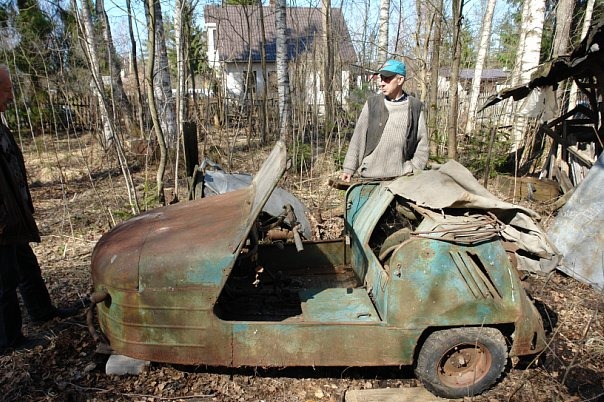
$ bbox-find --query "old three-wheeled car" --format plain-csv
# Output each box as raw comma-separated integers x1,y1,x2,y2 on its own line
89,141,547,398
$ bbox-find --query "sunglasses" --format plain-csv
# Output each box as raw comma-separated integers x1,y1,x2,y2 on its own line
379,75,397,83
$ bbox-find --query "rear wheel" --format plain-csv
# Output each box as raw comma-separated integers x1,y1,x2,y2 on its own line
415,327,508,399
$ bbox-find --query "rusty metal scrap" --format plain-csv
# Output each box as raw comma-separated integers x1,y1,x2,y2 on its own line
411,212,505,244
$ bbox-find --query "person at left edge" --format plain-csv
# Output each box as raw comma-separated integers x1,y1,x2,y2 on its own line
0,65,82,353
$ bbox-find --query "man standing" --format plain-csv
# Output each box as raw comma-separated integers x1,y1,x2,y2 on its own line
340,59,429,182
0,65,79,352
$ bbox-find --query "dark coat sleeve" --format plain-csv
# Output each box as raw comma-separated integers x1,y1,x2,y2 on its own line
0,128,40,245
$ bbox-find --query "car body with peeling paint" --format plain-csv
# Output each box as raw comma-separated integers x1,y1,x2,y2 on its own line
90,141,546,398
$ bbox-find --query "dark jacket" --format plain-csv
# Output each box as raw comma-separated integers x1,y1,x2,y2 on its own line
363,93,423,161
0,124,40,245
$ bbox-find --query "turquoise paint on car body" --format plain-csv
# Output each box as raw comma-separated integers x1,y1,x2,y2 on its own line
90,141,546,397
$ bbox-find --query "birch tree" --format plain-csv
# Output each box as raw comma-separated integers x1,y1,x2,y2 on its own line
510,0,545,150
76,0,111,146
258,4,269,144
509,0,531,88
552,0,574,58
377,0,390,65
275,0,292,141
465,0,497,135
413,1,430,100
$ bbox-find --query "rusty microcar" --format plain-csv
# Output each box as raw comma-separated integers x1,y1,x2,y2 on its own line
90,141,547,398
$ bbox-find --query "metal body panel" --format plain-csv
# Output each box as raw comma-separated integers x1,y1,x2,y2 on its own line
202,169,313,238
91,143,545,367
97,287,233,365
386,237,547,356
230,323,422,366
346,184,394,318
388,238,520,326
344,183,386,289
138,190,252,289
298,288,379,322
342,182,545,357
92,142,288,362
92,188,254,291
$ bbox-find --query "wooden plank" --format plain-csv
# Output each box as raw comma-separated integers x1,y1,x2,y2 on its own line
494,175,561,202
567,145,595,166
547,145,557,180
345,387,448,402
553,165,574,194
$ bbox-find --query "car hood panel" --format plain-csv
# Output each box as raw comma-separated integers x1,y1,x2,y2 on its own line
92,141,288,292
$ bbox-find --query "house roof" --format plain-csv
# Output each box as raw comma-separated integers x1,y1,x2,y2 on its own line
204,5,357,64
440,68,509,81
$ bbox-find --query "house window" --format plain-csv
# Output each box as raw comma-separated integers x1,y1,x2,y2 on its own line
206,24,217,52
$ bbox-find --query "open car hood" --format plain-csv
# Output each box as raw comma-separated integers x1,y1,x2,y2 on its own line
92,141,288,291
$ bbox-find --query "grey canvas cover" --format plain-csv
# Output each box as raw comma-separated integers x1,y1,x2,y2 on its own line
388,160,560,274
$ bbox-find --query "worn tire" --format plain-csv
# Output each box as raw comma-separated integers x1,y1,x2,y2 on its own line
415,327,508,399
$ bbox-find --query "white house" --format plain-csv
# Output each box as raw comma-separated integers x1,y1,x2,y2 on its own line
204,5,357,111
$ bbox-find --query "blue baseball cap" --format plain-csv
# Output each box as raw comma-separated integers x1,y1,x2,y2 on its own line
378,59,406,77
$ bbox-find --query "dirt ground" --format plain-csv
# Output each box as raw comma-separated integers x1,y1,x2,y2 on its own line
0,132,602,402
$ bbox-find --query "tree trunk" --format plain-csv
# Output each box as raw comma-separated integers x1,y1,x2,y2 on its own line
73,0,139,213
511,0,545,151
76,0,111,147
174,0,187,199
510,0,531,88
412,1,430,101
377,0,390,65
427,0,443,157
465,0,497,135
145,0,168,205
275,0,292,142
126,0,145,135
568,0,595,110
552,0,574,58
259,4,269,144
96,0,136,137
148,0,177,149
322,0,334,132
447,0,464,160
552,0,575,108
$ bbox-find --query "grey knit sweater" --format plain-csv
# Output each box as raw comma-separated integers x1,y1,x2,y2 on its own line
343,97,429,179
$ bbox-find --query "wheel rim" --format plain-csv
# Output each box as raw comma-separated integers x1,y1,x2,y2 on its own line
437,342,492,388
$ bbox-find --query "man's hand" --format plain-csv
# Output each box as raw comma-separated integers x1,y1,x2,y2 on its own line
340,172,352,182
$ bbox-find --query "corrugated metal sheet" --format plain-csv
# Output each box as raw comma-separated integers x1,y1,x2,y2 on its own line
204,5,357,63
547,150,604,291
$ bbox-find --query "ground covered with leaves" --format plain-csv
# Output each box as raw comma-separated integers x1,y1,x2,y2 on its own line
0,132,602,402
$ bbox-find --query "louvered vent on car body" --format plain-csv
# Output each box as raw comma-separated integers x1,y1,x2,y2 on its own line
450,250,502,300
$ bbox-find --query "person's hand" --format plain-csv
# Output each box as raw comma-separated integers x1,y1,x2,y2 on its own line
340,172,352,182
